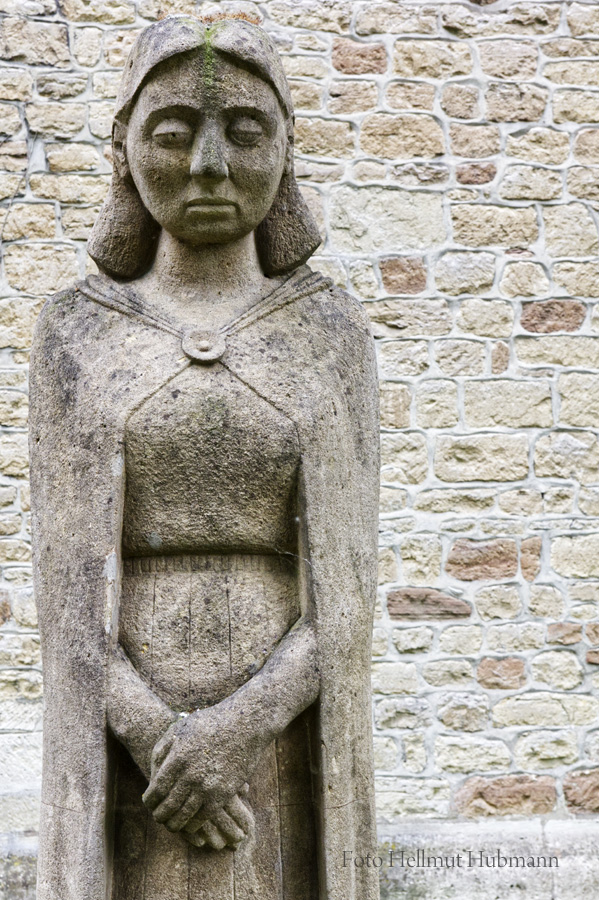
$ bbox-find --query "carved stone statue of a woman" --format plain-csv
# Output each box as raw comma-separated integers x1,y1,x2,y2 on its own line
29,14,380,900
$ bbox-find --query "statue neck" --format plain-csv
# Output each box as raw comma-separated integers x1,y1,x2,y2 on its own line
136,229,272,311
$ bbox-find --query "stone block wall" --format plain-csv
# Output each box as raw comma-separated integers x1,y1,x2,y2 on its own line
2,0,599,896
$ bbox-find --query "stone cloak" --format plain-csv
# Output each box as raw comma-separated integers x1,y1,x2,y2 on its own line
29,270,380,900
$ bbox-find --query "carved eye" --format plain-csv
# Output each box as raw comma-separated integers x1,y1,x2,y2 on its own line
151,119,194,148
228,116,263,147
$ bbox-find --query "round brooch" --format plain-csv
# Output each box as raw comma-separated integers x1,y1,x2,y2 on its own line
181,328,226,364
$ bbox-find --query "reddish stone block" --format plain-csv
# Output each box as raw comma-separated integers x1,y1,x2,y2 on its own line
521,299,586,334
564,769,599,813
332,38,387,75
586,623,599,645
457,163,497,185
456,775,556,817
521,537,541,582
548,623,583,645
477,657,526,689
387,587,472,620
380,256,427,295
446,539,518,581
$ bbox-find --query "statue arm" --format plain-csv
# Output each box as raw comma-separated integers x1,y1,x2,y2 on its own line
106,643,178,780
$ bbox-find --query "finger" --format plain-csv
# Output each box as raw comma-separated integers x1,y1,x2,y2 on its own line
183,829,206,849
225,795,255,836
200,820,227,851
151,733,174,773
153,781,195,825
163,790,204,833
209,808,246,845
143,756,183,811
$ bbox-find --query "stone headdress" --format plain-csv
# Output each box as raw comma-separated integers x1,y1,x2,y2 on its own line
88,15,321,279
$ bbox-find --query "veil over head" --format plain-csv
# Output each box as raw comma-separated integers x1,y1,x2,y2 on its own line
87,15,321,280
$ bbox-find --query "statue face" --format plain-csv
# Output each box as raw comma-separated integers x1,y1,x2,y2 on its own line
124,51,288,247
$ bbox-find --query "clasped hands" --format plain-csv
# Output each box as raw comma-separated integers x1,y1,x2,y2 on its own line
142,705,257,851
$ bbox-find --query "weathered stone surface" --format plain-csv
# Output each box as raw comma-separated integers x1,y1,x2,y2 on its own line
2,203,55,240
544,203,599,256
499,165,561,201
356,3,437,35
436,735,510,773
269,0,352,33
441,84,479,119
435,434,528,482
393,40,472,78
25,102,87,138
330,186,446,252
401,535,442,584
521,300,585,332
568,165,599,203
374,696,431,730
532,651,583,690
493,692,599,727
455,775,556,817
380,382,410,429
464,380,552,428
516,730,578,769
381,432,428,483
0,17,69,67
521,536,542,582
439,625,483,655
376,776,451,819
387,587,472,620
488,623,545,653
507,127,570,164
327,80,375,114
475,585,521,621
294,116,354,157
446,539,518,581
548,623,583,645
435,251,495,295
535,431,599,483
423,659,473,687
438,692,489,732
564,769,599,813
457,162,496,184
574,127,599,162
4,244,79,293
529,585,565,619
479,39,538,78
379,340,429,376
560,373,599,426
435,340,485,375
487,83,548,122
569,2,599,36
552,534,599,577
477,657,526,690
554,88,599,123
380,256,427,295
371,661,418,695
452,205,539,248
386,81,435,111
392,626,433,654
450,123,501,157
360,113,444,159
332,38,387,74
441,4,560,38
415,379,458,428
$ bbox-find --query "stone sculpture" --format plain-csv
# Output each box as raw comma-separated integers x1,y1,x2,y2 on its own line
29,14,380,900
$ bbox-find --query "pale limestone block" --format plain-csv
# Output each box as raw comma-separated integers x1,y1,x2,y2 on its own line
104,28,142,67
515,730,578,769
73,27,103,67
500,261,550,297
476,585,522,620
439,626,483,656
450,123,500,158
372,627,388,657
374,697,431,730
464,380,552,428
282,57,329,80
378,340,429,376
545,60,599,85
0,633,39,666
435,339,485,376
26,102,87,138
403,734,427,773
30,173,111,203
552,534,599,578
367,298,451,338
378,547,398,586
381,433,428,484
0,18,69,68
268,0,352,33
479,40,538,79
0,299,43,352
574,128,599,163
330,185,446,253
375,776,451,820
452,205,539,248
2,203,55,240
12,587,37,628
499,490,543,516
414,489,494,513
380,382,410,429
349,260,379,299
544,203,599,257
400,535,442,584
458,298,514,337
560,373,599,426
500,166,561,202
371,661,418,695
0,669,42,699
60,0,135,24
393,39,472,78
529,585,565,619
373,736,398,771
0,103,21,137
434,251,495,295
507,128,570,164
569,2,599,35
437,692,489,732
517,335,599,367
487,623,545,652
435,735,511,773
4,244,80,294
46,142,101,172
392,627,433,654
386,81,435,111
493,692,599,727
360,113,444,159
435,434,528,483
0,68,32,101
568,166,599,203
423,659,473,687
415,380,458,428
532,651,583,690
440,4,560,38
554,89,599,123
356,3,437,36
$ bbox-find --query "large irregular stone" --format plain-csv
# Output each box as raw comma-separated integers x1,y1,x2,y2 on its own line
477,657,526,689
455,775,556,817
564,769,599,813
435,434,528,482
360,113,444,159
387,587,472,620
446,539,518,581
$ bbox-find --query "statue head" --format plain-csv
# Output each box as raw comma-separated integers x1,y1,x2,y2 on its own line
88,14,321,280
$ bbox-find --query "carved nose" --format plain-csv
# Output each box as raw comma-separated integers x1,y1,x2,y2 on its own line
190,126,228,180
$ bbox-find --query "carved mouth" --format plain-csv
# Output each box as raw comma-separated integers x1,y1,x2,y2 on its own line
186,198,236,208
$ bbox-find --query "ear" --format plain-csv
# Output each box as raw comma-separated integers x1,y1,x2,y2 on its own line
112,120,131,182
